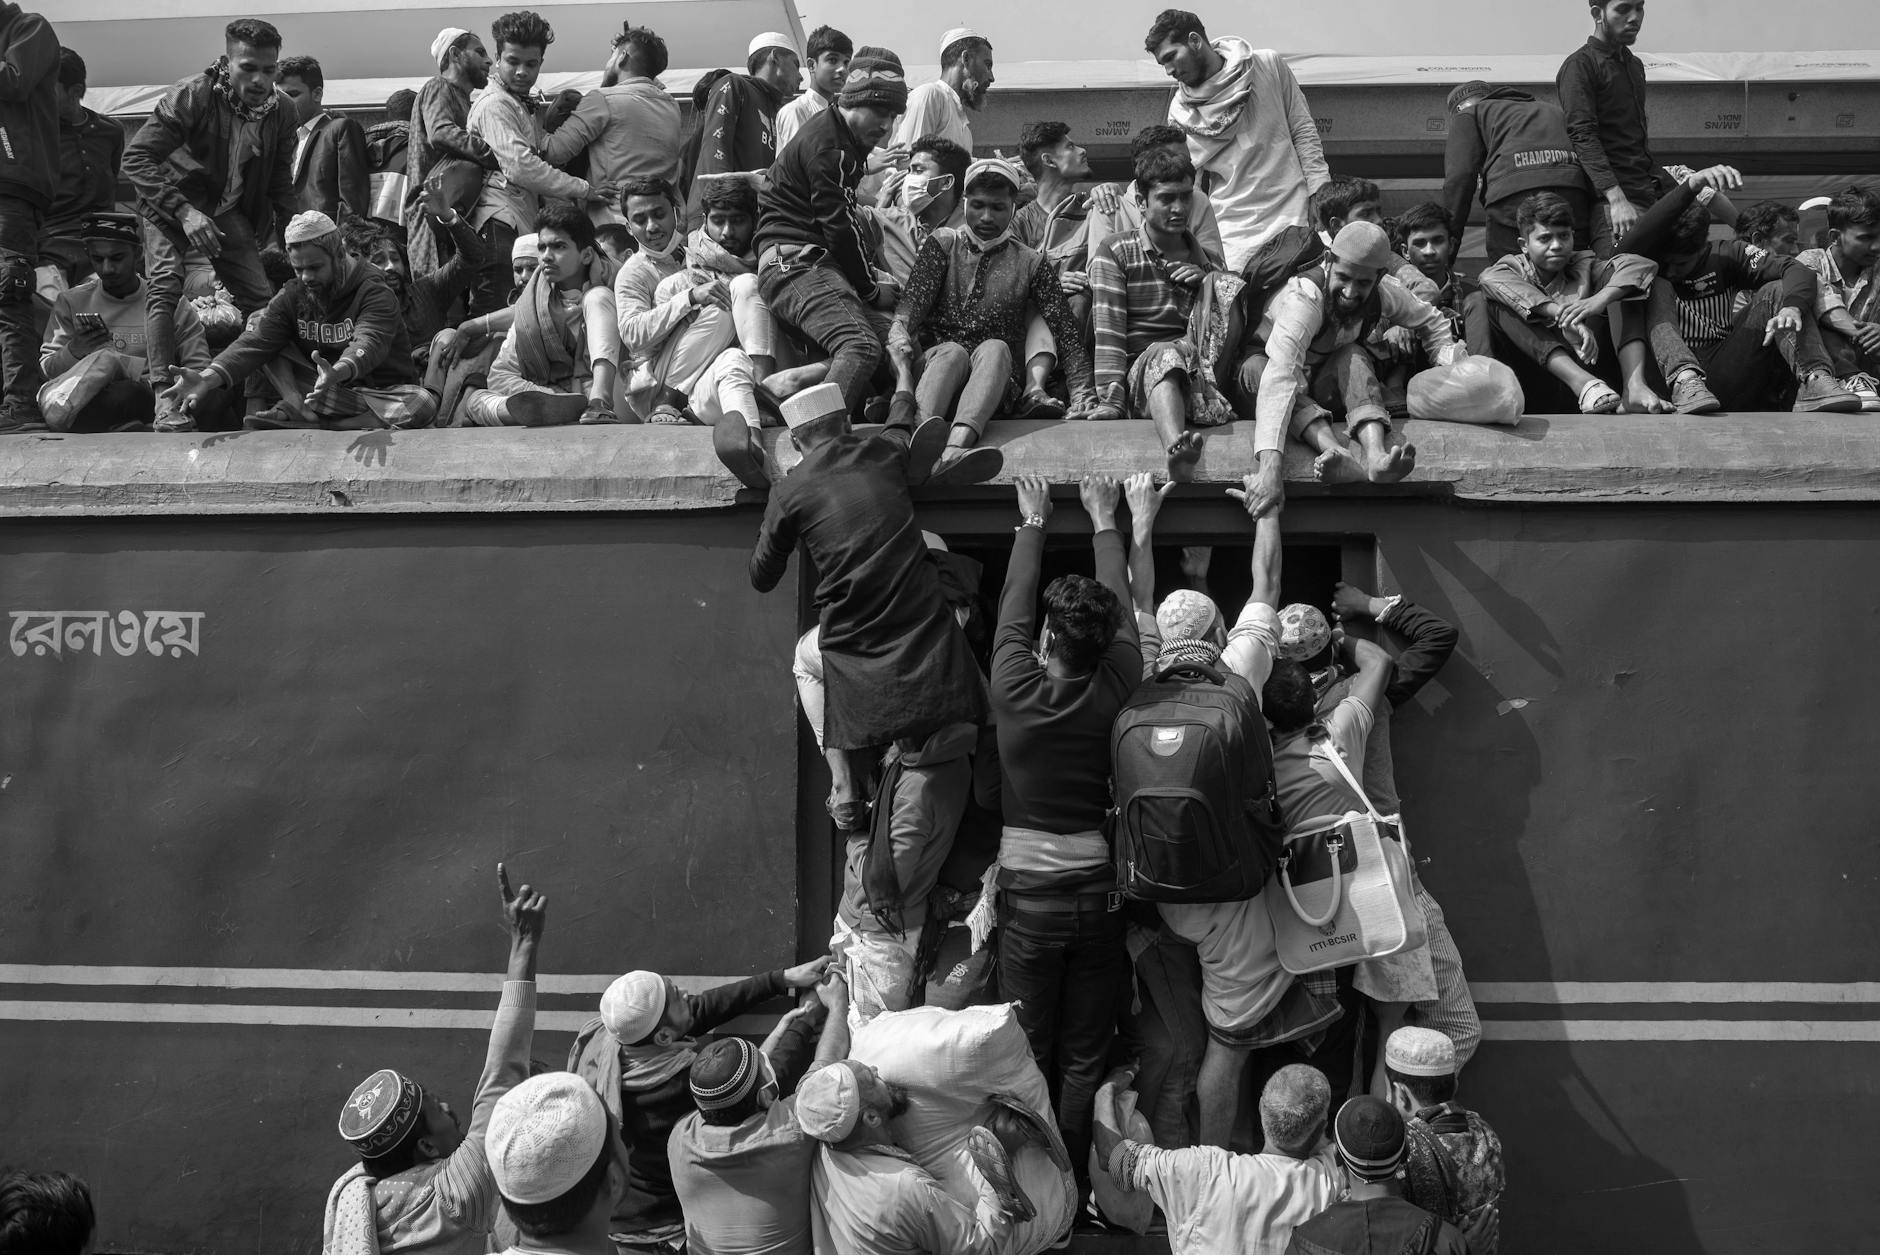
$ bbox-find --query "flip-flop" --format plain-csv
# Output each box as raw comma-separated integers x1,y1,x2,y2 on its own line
925,445,1005,486
1576,380,1622,414
578,404,626,425
1010,390,1068,420
647,402,694,425
966,1127,1036,1224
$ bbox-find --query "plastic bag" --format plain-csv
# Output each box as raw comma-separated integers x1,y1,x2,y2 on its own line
1407,356,1525,425
1090,1070,1158,1233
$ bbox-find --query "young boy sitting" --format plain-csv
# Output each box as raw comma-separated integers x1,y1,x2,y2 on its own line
1620,166,1858,413
461,204,621,425
889,157,1094,479
1477,192,1682,414
1797,186,1880,407
1737,200,1802,261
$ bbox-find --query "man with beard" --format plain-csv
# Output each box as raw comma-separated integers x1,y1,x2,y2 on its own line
119,19,293,415
466,10,613,317
541,25,683,203
160,209,434,430
692,33,801,192
348,175,485,387
893,29,994,153
406,27,496,276
797,1059,1025,1254
38,213,219,431
42,48,125,291
1145,10,1328,278
775,26,851,151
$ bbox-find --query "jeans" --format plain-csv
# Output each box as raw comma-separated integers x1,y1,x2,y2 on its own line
0,194,45,411
143,210,274,376
1822,324,1879,378
469,218,518,318
917,340,1011,437
997,896,1130,1184
1701,280,1831,409
759,260,882,411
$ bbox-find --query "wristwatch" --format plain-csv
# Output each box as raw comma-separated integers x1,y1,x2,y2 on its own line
1018,514,1047,531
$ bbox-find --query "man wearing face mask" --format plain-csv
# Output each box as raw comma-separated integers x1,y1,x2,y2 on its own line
892,28,995,153
668,980,852,1255
868,136,967,284
568,959,832,1249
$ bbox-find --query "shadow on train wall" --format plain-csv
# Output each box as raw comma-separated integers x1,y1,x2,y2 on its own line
3,498,1877,1253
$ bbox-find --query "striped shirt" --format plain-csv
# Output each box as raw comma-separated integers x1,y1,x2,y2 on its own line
1089,226,1208,396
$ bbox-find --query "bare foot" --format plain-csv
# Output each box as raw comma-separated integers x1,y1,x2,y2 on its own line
1313,444,1368,483
1165,430,1205,482
1367,441,1417,484
762,364,829,399
1622,384,1674,414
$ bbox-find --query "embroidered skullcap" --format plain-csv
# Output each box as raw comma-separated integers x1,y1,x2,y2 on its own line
339,1068,427,1157
430,27,471,69
748,31,798,59
487,1072,609,1204
795,1060,865,1142
1329,221,1398,274
285,210,341,248
1276,604,1332,662
79,212,142,246
1156,589,1221,645
1335,1096,1407,1182
781,381,848,430
940,27,989,59
1385,1026,1458,1079
600,970,667,1044
1446,81,1492,114
511,232,540,262
838,48,908,112
690,1038,766,1111
964,156,1024,194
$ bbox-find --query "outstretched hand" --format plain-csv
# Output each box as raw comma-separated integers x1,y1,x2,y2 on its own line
1123,471,1174,530
783,955,832,988
498,862,547,946
1226,460,1284,520
1330,581,1375,621
1015,473,1053,524
1079,473,1120,521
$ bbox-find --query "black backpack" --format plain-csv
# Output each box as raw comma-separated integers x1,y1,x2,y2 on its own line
1108,660,1286,902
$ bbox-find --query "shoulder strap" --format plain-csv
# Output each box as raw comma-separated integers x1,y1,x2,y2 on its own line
1309,726,1383,821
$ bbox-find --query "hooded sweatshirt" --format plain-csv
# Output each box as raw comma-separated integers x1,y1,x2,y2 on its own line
0,1,61,210
210,260,417,389
1286,1196,1469,1255
1442,87,1589,235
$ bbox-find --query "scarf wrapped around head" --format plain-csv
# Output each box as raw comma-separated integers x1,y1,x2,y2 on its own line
511,268,581,388
205,56,280,122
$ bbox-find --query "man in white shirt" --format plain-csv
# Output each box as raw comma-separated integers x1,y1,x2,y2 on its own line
1097,1064,1339,1255
891,27,994,153
1145,9,1328,275
775,26,852,151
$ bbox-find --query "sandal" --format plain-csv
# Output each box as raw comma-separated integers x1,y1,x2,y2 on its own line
578,402,626,425
1010,390,1068,421
647,402,694,425
966,1127,1036,1224
1576,379,1622,414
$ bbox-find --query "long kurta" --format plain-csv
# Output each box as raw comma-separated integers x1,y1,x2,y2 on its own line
750,432,988,750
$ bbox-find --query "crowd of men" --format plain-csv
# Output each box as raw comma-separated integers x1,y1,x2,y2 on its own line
5,1,1877,477
5,2,1878,1252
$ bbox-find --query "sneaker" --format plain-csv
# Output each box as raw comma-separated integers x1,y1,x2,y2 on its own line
1793,373,1862,414
1669,370,1722,414
0,400,47,432
1844,372,1880,413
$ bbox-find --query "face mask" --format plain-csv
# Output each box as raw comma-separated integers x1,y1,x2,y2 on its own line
900,172,954,215
637,221,683,261
964,221,1015,254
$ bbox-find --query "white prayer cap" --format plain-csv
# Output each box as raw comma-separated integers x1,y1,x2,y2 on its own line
940,27,989,57
511,233,540,262
748,31,798,59
795,1061,865,1142
430,27,471,69
1385,1026,1458,1078
600,970,667,1044
781,382,847,430
284,210,341,247
487,1073,609,1204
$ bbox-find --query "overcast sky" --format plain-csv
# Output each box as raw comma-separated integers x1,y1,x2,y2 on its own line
793,0,1880,61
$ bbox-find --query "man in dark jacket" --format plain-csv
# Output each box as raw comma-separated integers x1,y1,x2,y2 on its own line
278,55,370,221
690,31,799,208
0,0,60,430
43,48,124,290
121,18,295,389
160,209,435,430
1442,81,1592,264
754,48,905,413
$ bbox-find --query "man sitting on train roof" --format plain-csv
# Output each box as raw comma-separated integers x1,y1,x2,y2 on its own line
161,210,437,430
323,866,545,1255
1797,186,1880,408
566,958,831,1249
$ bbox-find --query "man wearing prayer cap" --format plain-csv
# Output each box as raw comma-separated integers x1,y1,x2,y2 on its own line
1282,1097,1471,1255
892,27,994,152
37,213,221,432
1386,1027,1504,1251
163,208,437,429
321,867,547,1255
1441,80,1593,264
750,374,998,832
798,1060,1031,1254
1239,219,1467,512
404,26,494,279
668,977,853,1255
688,30,801,203
486,1073,623,1255
566,955,832,1246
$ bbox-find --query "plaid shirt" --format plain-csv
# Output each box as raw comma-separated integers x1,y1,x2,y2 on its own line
1799,246,1880,324
1090,226,1208,396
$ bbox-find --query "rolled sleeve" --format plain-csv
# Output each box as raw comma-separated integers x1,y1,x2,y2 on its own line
1253,280,1322,453
1222,600,1280,697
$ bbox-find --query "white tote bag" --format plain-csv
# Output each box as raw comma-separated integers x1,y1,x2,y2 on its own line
1266,736,1427,975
